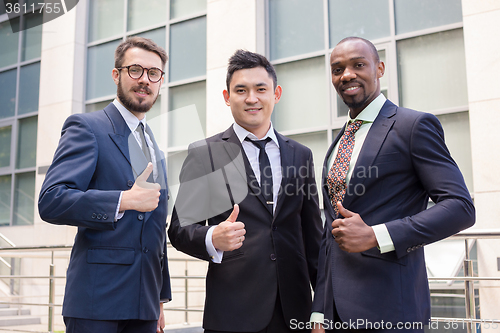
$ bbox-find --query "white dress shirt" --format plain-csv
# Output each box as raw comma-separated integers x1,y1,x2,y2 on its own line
205,122,282,263
113,99,158,220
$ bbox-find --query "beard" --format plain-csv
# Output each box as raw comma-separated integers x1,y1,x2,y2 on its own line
341,87,370,111
117,76,159,113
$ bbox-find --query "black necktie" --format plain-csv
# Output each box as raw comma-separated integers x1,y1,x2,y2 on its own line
136,122,152,163
246,137,273,209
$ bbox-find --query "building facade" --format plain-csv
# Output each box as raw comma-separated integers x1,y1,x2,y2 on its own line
0,0,498,328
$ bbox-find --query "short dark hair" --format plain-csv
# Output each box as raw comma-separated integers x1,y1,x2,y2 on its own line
226,49,277,92
337,37,380,63
115,36,168,69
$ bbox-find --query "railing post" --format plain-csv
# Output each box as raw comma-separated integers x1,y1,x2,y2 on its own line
48,251,55,333
184,261,189,325
464,238,476,333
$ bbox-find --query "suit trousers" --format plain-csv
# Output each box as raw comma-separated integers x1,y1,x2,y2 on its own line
325,305,424,333
204,291,309,333
64,316,157,333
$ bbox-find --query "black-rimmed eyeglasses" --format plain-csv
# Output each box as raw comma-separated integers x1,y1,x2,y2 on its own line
116,64,164,83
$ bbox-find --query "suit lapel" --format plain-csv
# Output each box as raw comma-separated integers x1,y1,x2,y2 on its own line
105,104,132,165
273,132,293,219
343,100,396,208
322,124,346,218
145,124,167,189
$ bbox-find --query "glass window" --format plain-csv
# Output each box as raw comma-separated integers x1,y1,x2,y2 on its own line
436,112,473,192
18,62,41,115
170,0,206,19
88,0,124,43
169,16,207,82
85,99,113,113
0,175,11,226
0,18,19,68
273,57,328,132
134,27,166,51
127,0,166,32
397,29,468,112
16,116,37,169
12,171,35,225
394,0,463,35
168,81,206,147
22,11,43,61
286,131,328,205
86,39,121,100
328,0,390,47
269,0,324,60
0,126,12,168
0,69,17,119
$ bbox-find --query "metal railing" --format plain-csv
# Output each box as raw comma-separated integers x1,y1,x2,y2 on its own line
0,230,498,333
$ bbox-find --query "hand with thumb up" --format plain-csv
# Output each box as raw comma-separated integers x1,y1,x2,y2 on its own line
120,163,161,213
212,204,246,251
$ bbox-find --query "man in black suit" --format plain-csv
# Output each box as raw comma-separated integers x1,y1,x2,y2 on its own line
168,50,323,332
311,37,475,332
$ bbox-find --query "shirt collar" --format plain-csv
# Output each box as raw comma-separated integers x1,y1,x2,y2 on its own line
232,122,280,147
348,93,386,124
113,99,147,133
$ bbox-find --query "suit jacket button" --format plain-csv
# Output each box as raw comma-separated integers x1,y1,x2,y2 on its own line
103,214,108,220
127,180,134,187
97,214,102,220
143,247,148,253
138,214,144,221
91,213,96,219
270,254,276,261
407,248,411,253
272,226,277,231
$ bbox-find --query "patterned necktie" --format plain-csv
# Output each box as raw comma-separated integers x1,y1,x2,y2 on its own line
245,137,274,212
327,120,363,215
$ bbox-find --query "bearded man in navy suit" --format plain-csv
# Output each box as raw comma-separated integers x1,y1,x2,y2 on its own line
311,37,475,332
39,37,171,333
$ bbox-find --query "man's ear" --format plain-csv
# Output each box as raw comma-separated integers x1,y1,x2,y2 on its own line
223,90,230,106
274,85,282,103
112,68,120,85
377,61,385,79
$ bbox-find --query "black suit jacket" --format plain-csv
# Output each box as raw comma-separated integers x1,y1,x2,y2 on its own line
168,125,322,332
312,100,475,327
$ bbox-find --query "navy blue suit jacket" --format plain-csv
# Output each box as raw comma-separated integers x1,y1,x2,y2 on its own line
168,126,322,332
38,103,171,321
312,100,475,326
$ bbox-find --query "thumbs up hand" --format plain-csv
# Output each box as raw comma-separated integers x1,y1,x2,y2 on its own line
120,163,161,213
331,202,377,253
212,205,246,251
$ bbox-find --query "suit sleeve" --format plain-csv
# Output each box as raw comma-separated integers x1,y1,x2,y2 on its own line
38,114,121,230
385,112,475,258
168,142,212,261
300,150,323,290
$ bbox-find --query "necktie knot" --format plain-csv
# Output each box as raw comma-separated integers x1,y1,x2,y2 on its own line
345,120,363,136
245,137,272,150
